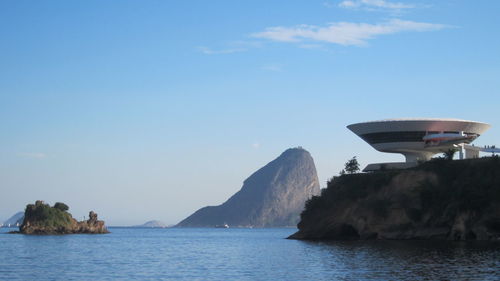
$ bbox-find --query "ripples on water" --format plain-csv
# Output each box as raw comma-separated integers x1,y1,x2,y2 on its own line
1,227,499,280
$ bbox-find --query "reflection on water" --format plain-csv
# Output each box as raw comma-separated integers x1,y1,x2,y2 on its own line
303,240,500,280
1,227,499,280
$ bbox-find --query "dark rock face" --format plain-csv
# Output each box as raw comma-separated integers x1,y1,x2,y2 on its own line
18,200,109,235
177,148,320,227
290,158,500,241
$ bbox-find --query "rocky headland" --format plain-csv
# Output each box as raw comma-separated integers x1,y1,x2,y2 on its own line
15,200,109,235
290,157,500,241
177,147,320,227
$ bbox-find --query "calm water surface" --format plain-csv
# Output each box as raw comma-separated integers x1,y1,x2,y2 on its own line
1,227,499,280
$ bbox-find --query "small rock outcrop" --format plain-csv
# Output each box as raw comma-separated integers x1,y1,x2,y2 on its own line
290,157,500,240
77,211,108,234
17,200,109,235
177,147,320,227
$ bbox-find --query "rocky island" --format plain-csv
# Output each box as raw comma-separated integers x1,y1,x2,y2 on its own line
290,157,500,241
15,200,109,235
134,220,168,228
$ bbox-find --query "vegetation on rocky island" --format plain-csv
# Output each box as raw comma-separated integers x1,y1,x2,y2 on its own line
22,201,73,231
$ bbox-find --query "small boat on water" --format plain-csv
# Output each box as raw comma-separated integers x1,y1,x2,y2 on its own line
215,223,229,228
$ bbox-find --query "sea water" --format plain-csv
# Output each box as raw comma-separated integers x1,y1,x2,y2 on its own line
1,227,499,280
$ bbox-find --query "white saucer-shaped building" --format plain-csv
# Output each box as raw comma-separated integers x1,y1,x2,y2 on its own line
347,118,491,164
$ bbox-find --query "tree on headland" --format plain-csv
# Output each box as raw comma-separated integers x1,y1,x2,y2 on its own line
443,149,458,161
340,156,360,175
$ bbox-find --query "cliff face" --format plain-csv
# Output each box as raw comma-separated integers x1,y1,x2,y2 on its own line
19,201,109,235
290,158,500,240
177,148,320,227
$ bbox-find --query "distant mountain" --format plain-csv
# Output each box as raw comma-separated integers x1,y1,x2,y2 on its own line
3,211,24,226
177,147,320,227
134,220,168,228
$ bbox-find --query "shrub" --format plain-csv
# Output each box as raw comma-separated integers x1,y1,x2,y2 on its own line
344,156,360,174
23,201,72,229
54,202,69,212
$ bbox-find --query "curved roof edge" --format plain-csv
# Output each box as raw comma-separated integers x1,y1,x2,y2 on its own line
347,118,490,128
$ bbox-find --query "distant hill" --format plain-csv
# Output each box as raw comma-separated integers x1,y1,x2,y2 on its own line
134,220,167,228
177,147,320,227
3,211,24,226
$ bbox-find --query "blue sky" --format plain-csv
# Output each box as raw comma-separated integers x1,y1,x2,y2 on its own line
1,0,499,225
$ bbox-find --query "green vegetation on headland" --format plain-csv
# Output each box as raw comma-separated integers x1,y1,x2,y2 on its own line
290,157,500,240
14,200,109,235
